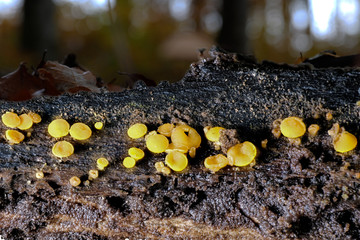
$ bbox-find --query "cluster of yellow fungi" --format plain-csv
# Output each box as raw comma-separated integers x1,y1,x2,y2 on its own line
203,126,258,173
48,118,103,158
126,122,202,173
1,111,42,144
273,115,357,153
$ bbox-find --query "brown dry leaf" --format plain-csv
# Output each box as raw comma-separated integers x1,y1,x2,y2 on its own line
37,61,101,93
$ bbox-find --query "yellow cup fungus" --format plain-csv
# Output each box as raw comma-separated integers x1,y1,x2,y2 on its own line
227,141,257,167
146,134,169,153
204,126,225,142
165,151,188,172
333,131,357,153
97,157,109,170
127,123,147,139
18,114,33,130
171,125,201,150
165,143,188,153
280,117,306,138
5,130,25,144
128,147,145,160
123,156,136,168
88,169,99,180
204,154,229,173
94,122,104,130
52,141,74,158
308,124,320,137
69,176,81,187
48,119,70,138
154,161,171,175
326,112,333,121
2,112,20,128
35,171,44,179
28,112,42,123
157,123,174,137
69,122,92,140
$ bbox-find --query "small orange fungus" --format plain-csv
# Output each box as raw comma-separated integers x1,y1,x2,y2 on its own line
18,114,33,130
333,131,357,153
94,122,104,130
28,112,41,123
308,124,320,137
127,123,147,139
204,154,229,173
69,122,92,140
227,141,257,167
48,119,70,138
123,157,136,168
128,147,145,160
88,169,99,180
280,117,306,138
165,151,188,172
5,130,25,144
69,176,81,187
157,123,174,137
35,171,44,179
52,141,74,158
146,134,169,153
2,112,20,128
204,126,225,142
326,112,333,121
171,125,201,150
97,157,109,170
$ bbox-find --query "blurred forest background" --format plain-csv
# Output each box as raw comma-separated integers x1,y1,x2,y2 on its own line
0,0,360,85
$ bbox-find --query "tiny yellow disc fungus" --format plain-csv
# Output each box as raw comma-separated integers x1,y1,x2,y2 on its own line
35,171,44,179
88,169,99,180
127,123,147,139
165,151,188,172
69,176,81,187
123,157,136,168
171,126,201,150
308,124,320,137
5,130,25,144
157,123,174,137
94,122,104,130
48,119,70,138
189,147,196,158
2,112,20,128
28,112,41,123
18,114,33,130
204,126,225,142
333,131,357,153
204,154,229,173
326,112,333,121
155,161,165,172
52,141,74,158
128,147,145,160
227,141,257,167
165,143,188,153
146,134,169,153
69,122,92,140
97,157,109,170
280,117,306,138
161,166,171,175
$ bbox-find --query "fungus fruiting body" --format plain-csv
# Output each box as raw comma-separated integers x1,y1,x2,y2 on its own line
18,114,33,130
123,157,136,168
157,123,174,137
280,117,306,138
204,154,228,173
308,124,320,137
97,157,109,170
171,125,201,150
165,151,188,171
69,176,81,187
88,169,99,180
204,126,225,142
154,161,171,174
227,141,257,167
146,134,169,153
5,130,25,144
52,141,74,158
35,171,44,179
94,122,104,130
127,123,147,139
128,147,145,160
333,131,357,153
28,112,41,123
48,119,70,138
69,123,92,140
2,112,20,128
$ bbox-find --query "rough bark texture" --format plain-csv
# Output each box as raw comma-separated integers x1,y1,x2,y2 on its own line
0,48,360,239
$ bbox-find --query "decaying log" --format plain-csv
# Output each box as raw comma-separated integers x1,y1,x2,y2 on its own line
0,48,360,239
